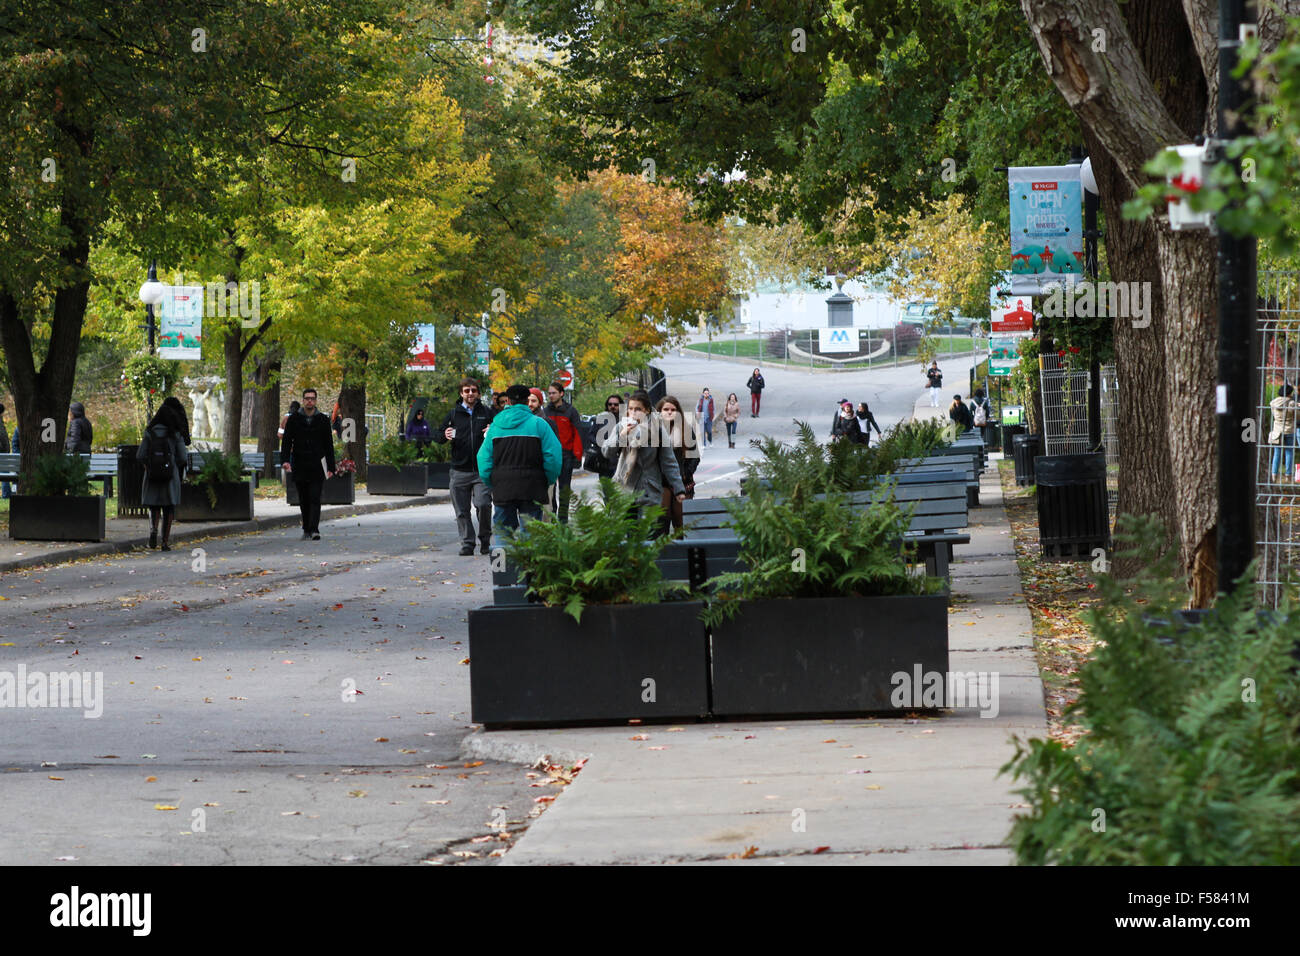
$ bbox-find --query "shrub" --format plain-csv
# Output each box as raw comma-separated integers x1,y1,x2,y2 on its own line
1002,514,1300,865
369,435,426,468
892,322,923,354
27,454,92,497
701,483,941,627
92,421,141,452
190,447,244,508
503,479,686,622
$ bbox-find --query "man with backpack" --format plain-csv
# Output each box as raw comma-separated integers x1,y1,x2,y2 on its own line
970,388,994,446
281,388,336,541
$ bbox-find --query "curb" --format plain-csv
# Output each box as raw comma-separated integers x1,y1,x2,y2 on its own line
0,492,448,573
458,728,594,769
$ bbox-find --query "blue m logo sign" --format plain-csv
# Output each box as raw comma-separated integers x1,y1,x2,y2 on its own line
828,329,850,344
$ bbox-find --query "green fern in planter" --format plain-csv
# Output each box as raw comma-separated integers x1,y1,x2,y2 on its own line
503,478,687,623
27,455,92,497
190,447,244,509
369,435,426,468
700,484,942,627
1002,514,1300,865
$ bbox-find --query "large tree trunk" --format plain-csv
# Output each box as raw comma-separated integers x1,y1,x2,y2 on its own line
253,346,283,480
0,202,92,476
1021,0,1219,601
222,325,244,456
338,346,370,480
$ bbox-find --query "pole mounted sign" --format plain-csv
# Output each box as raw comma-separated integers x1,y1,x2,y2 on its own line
991,298,1035,334
406,324,436,371
1008,165,1084,296
157,286,204,360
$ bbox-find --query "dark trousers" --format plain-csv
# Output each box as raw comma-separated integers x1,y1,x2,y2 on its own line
294,476,324,534
449,467,492,547
493,499,543,533
550,453,576,523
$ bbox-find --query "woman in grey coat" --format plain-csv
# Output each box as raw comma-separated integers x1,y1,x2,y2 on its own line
136,397,190,551
602,390,686,533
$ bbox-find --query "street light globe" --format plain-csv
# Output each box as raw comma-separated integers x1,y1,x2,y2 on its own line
1080,157,1098,196
138,279,166,305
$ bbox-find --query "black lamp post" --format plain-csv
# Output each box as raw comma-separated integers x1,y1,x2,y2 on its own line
138,260,164,355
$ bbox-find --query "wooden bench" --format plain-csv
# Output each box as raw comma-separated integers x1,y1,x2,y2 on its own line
896,456,980,506
0,452,117,496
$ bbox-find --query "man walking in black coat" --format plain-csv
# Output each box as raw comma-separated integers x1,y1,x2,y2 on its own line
433,377,495,555
280,388,336,540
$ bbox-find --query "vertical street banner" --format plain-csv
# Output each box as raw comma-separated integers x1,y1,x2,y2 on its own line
1008,166,1083,295
407,324,436,371
991,297,1035,334
988,335,1027,377
157,286,204,360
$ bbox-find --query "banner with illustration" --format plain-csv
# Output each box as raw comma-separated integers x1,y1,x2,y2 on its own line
158,286,204,360
1008,165,1083,295
407,324,436,371
989,334,1029,377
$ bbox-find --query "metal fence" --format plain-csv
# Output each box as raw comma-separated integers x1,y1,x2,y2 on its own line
1255,270,1300,608
690,325,984,369
1038,352,1092,455
1100,364,1119,518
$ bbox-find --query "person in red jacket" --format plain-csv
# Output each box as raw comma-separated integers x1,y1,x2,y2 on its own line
543,381,585,523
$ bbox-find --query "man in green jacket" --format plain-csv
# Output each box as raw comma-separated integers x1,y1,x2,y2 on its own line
477,384,562,532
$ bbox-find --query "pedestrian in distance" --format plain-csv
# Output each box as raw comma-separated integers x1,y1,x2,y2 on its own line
280,388,336,541
722,392,741,448
277,400,300,439
542,381,584,523
583,395,622,480
405,407,433,450
434,377,495,554
0,402,10,499
136,397,190,552
855,402,882,445
696,388,715,447
655,395,698,534
1268,383,1300,483
602,390,686,535
330,398,344,439
926,362,943,407
949,393,974,432
746,368,765,417
478,384,562,534
831,400,862,444
65,401,93,453
970,388,994,446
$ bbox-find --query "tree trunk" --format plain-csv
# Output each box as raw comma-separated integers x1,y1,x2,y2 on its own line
0,201,92,476
253,346,283,480
339,346,370,480
222,326,244,456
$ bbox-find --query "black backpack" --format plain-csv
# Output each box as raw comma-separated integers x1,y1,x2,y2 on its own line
146,426,174,481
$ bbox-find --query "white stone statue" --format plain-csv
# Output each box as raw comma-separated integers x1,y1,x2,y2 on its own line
206,388,225,442
189,388,211,440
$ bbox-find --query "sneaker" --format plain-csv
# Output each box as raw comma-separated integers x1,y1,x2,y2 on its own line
160,542,171,552
459,545,475,556
480,542,491,555
301,532,311,541
312,533,321,540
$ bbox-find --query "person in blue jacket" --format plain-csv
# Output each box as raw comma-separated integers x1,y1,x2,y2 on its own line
477,384,562,533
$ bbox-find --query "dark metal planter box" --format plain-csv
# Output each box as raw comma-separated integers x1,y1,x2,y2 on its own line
427,461,451,490
176,481,255,522
286,473,355,505
468,601,711,727
709,593,950,718
367,464,428,496
8,495,106,542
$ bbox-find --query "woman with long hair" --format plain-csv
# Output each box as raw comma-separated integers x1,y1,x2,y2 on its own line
722,392,741,448
601,390,686,535
655,395,699,533
136,397,191,551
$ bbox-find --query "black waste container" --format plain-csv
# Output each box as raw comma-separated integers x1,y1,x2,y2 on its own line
116,444,149,518
999,424,1025,457
1035,452,1110,560
1011,433,1041,486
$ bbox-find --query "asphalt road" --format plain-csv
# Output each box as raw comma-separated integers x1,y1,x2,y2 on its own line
0,504,543,865
0,346,980,866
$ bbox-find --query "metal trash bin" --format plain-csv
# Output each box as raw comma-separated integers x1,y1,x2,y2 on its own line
1011,433,1040,486
1034,452,1110,560
999,424,1025,457
116,444,150,518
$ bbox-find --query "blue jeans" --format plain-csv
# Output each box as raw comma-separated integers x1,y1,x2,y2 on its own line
1271,433,1296,479
493,500,543,533
701,417,713,445
0,481,10,499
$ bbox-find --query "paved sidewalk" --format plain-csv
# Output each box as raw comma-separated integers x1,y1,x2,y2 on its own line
0,488,448,573
461,398,1046,864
